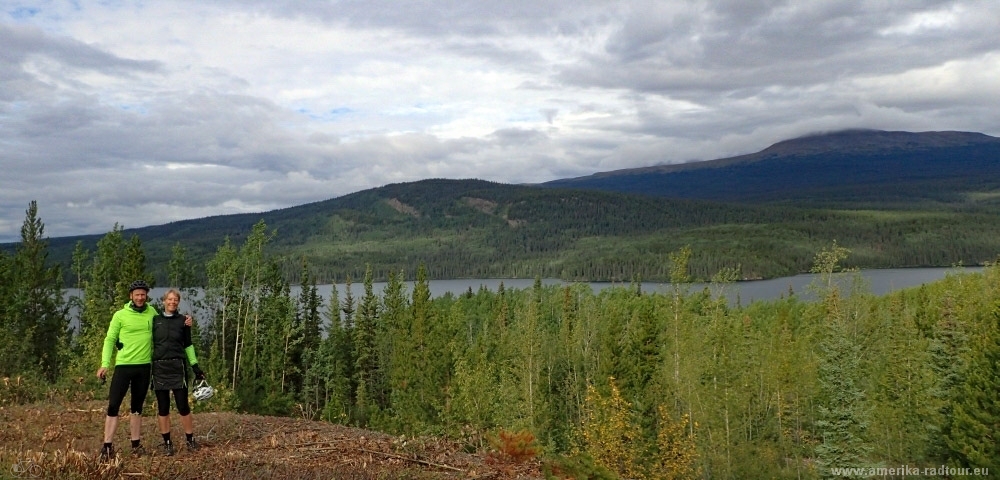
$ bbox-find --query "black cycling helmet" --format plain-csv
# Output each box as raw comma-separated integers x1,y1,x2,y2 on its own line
128,280,151,293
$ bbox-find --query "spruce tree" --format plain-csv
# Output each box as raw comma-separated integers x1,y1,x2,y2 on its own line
390,265,441,432
379,269,407,429
306,282,355,423
0,248,31,377
946,299,1000,469
11,201,69,381
353,265,380,424
810,243,873,476
288,261,321,396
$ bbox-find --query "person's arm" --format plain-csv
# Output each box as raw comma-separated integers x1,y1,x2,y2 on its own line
182,320,205,379
183,322,199,366
100,314,123,369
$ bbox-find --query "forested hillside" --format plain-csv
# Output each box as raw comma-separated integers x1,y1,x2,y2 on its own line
19,176,1000,286
5,130,999,285
2,206,998,478
543,130,1000,207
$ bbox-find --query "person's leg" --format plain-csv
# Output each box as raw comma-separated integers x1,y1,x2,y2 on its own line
104,367,130,443
155,389,172,434
180,413,194,435
128,365,151,449
154,389,176,455
103,416,120,444
175,388,198,449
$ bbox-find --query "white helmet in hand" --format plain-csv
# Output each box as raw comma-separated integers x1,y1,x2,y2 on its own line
192,379,215,402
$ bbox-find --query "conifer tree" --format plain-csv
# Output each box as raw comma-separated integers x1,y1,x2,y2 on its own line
339,278,358,417
121,234,154,293
868,293,938,463
0,247,31,377
549,285,582,450
289,261,321,394
77,225,125,339
10,201,69,381
379,269,407,428
353,265,380,424
303,282,355,422
927,292,970,461
946,299,1000,469
390,265,443,432
810,242,873,475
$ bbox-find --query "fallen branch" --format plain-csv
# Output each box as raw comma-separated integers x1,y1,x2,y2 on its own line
289,441,338,447
359,448,466,472
299,446,465,472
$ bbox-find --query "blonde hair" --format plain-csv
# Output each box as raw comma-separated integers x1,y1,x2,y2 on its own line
162,288,182,302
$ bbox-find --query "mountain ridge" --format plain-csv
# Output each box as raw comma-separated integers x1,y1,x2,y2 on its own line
542,129,1000,203
9,129,1000,283
552,130,1000,179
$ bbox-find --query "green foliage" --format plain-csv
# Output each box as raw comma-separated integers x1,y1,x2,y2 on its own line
0,202,69,381
7,207,1000,479
811,243,874,476
542,452,618,480
35,179,1000,287
353,264,380,425
946,297,1000,469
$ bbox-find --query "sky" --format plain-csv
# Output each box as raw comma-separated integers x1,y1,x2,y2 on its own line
2,1,999,242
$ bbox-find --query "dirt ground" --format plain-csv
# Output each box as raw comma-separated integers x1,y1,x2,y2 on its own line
0,400,544,479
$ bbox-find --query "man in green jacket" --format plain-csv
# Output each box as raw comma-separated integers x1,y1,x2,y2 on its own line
96,280,157,460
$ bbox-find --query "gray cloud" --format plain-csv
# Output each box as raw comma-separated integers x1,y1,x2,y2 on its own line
0,22,161,73
1,1,998,242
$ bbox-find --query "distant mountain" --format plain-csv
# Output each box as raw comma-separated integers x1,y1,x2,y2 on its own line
543,130,1000,206
14,131,1000,284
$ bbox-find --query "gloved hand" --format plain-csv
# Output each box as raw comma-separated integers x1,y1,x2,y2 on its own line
191,363,206,381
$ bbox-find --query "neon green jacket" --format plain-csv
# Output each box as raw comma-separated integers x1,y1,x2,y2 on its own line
101,302,157,368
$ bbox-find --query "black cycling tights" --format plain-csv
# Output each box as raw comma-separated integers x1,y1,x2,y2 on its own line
155,388,191,416
106,364,151,417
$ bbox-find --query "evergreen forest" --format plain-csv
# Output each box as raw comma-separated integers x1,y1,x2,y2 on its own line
2,202,998,478
24,177,1000,287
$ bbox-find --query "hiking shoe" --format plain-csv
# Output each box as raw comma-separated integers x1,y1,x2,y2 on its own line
99,444,115,462
186,438,200,451
161,441,175,456
131,444,146,457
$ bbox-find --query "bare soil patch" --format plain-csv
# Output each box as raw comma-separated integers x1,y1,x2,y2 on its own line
0,400,543,479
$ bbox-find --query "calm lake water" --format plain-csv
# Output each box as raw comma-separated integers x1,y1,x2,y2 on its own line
109,266,984,313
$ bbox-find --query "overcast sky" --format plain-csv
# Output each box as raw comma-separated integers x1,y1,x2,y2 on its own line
2,1,999,242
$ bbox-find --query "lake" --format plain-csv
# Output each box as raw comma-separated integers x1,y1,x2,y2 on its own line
106,266,984,313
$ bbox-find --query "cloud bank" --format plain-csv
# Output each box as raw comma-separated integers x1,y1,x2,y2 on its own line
2,0,998,241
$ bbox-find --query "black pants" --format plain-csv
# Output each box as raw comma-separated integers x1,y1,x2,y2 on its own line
107,364,151,417
155,388,191,416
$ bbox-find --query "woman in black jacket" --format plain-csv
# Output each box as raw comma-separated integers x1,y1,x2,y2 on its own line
152,288,205,456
